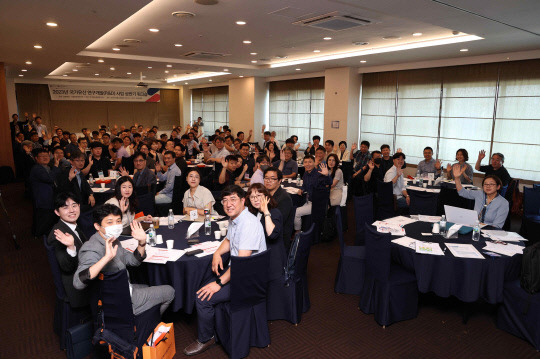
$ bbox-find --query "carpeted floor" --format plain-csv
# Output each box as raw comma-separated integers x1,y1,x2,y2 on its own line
0,182,536,358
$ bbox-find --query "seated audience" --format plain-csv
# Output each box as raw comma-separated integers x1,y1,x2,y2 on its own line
246,183,285,281
265,141,278,163
275,148,298,178
251,155,270,185
264,167,294,247
183,168,216,216
132,152,157,188
447,148,474,184
238,143,255,178
327,154,344,206
380,144,393,174
454,166,509,228
336,141,350,162
283,138,298,160
361,150,385,195
294,156,332,232
57,151,95,212
184,185,266,356
155,151,182,204
174,144,188,174
88,142,112,178
417,146,442,178
49,147,70,170
203,136,230,165
73,204,175,315
304,135,322,156
351,140,371,172
148,139,164,166
324,140,336,157
314,146,326,168
138,143,155,169
384,152,410,209
47,192,89,308
475,150,512,187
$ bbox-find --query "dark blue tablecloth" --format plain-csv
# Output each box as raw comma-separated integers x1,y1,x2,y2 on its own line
145,220,226,314
391,221,522,304
282,181,305,207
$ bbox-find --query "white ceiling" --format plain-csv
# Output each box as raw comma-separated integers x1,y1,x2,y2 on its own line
1,0,539,86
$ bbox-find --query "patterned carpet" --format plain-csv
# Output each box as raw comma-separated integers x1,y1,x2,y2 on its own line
0,182,536,358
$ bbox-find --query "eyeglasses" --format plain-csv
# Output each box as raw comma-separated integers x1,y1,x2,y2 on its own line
249,194,263,200
483,183,497,187
221,196,240,205
264,177,278,182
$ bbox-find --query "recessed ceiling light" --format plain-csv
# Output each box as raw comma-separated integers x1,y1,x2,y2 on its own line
34,45,42,49
46,22,58,27
166,64,172,67
25,61,32,65
164,70,169,73
148,66,152,69
223,68,228,71
98,59,104,63
21,69,27,72
174,43,183,47
72,69,78,71
112,47,120,51
185,82,188,84
412,32,423,36
323,37,332,40
251,60,257,63
313,50,320,53
18,74,24,77
209,79,212,82
110,67,115,70
149,28,159,32
127,72,131,75
360,60,367,63
243,40,251,44
95,73,99,76
239,75,244,78
460,48,468,52
62,74,68,77
236,21,246,25
250,52,257,55
295,68,301,71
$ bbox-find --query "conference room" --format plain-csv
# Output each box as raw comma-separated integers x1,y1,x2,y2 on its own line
1,0,540,358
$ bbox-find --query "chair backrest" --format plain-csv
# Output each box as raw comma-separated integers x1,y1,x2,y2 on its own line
121,156,134,174
523,186,540,216
230,250,271,312
504,179,519,203
311,187,330,224
43,235,67,300
408,190,439,216
295,223,314,279
136,192,155,216
335,207,345,253
364,224,392,282
376,181,394,220
354,194,374,236
171,175,186,214
95,269,136,341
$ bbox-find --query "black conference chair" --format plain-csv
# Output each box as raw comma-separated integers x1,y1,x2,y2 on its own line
497,279,540,350
408,190,439,216
520,186,540,245
376,181,395,220
304,187,330,244
502,179,519,231
91,269,161,351
359,224,418,327
334,208,366,295
120,156,135,174
354,194,374,245
267,224,315,324
155,175,185,216
215,250,271,359
43,236,90,352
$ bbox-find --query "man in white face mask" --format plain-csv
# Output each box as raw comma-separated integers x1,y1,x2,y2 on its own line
73,204,175,316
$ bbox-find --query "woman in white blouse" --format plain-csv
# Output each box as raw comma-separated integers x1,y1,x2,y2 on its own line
105,176,152,235
336,141,351,162
327,153,344,206
182,168,216,216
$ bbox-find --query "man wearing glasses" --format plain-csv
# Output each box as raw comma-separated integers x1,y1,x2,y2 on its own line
57,150,95,213
264,167,295,248
475,150,512,187
184,185,266,356
133,151,157,188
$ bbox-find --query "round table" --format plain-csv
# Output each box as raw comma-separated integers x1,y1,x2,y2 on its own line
282,180,305,207
406,180,476,215
391,221,522,304
145,220,226,314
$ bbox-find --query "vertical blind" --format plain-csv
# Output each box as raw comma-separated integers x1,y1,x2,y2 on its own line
191,86,229,136
360,59,540,181
269,77,325,148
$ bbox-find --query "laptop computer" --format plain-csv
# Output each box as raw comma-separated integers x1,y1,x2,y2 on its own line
444,205,479,227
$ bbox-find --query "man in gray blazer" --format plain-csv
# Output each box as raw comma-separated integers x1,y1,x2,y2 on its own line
132,151,157,189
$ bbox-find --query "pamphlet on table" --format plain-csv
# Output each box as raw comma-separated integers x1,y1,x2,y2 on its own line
481,230,526,242
391,236,417,249
445,243,484,259
415,240,445,255
483,241,524,256
372,220,406,236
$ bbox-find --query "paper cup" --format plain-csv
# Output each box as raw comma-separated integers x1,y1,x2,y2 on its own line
423,182,427,188
156,234,163,244
221,228,227,236
432,223,440,234
101,183,105,189
166,240,174,249
214,231,221,240
288,178,292,183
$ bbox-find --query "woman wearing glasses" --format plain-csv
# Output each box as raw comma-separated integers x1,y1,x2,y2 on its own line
453,166,509,228
246,183,285,281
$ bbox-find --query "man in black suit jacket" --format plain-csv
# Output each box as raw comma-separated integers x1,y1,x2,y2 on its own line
264,167,295,251
133,151,157,189
56,150,95,213
47,192,90,308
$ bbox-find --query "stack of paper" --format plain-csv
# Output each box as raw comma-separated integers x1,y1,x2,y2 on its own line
144,247,170,264
482,230,527,242
415,241,445,255
167,249,185,262
391,236,417,249
372,220,406,236
483,241,524,256
445,243,484,259
418,215,442,223
285,187,301,195
91,188,109,193
191,241,222,257
385,216,417,226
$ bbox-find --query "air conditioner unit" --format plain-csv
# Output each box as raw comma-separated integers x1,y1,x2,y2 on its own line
293,12,374,31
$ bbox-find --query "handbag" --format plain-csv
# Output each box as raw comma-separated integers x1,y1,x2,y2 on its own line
66,321,94,359
93,310,138,359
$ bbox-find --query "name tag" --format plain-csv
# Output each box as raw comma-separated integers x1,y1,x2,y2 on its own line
190,210,198,221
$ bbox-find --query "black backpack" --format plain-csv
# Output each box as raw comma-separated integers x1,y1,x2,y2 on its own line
520,242,540,294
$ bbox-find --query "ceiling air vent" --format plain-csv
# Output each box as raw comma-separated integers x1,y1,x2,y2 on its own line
183,51,229,59
293,12,373,32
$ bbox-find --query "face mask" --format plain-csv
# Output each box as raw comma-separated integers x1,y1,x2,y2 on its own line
104,224,123,239
373,158,382,165
260,165,269,171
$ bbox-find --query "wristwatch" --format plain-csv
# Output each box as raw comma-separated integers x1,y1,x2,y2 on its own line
216,277,224,287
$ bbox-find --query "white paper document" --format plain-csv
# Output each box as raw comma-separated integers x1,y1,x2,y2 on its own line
415,241,445,255
187,222,204,238
147,324,171,346
144,247,169,264
91,187,109,193
372,221,406,236
483,241,524,256
385,216,417,226
445,243,484,259
285,187,301,195
391,236,417,249
120,238,139,253
191,240,222,257
446,224,463,238
481,230,527,242
167,249,185,262
418,215,442,223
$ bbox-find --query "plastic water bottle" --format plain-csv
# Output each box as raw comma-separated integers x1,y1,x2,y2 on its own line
88,174,94,186
416,169,421,184
168,209,175,229
297,173,301,184
204,209,211,235
472,220,480,241
439,215,447,237
148,224,156,246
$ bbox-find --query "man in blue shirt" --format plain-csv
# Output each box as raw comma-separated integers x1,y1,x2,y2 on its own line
155,151,181,204
351,140,372,172
184,185,266,356
274,148,298,178
293,155,333,232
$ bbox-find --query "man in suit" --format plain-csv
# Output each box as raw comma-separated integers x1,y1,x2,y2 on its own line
263,167,295,250
29,148,62,236
48,192,90,308
133,151,157,189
